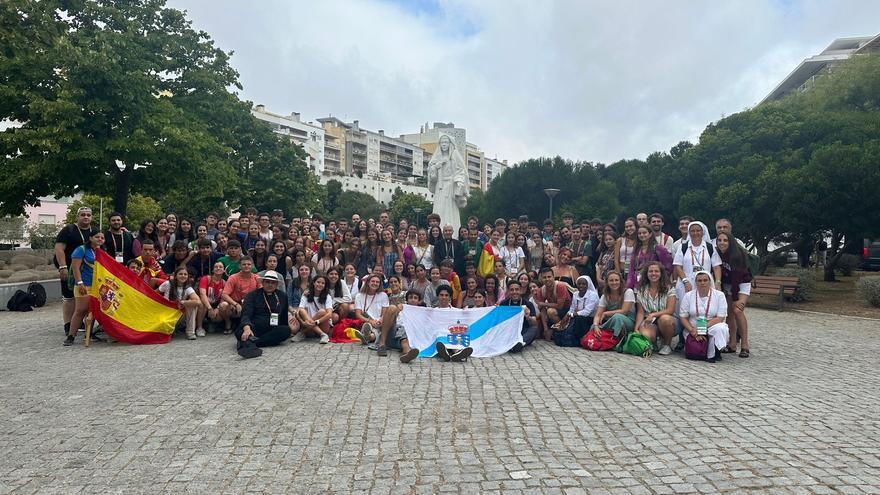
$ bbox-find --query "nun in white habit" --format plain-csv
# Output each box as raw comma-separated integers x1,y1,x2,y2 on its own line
678,270,729,361
672,221,722,312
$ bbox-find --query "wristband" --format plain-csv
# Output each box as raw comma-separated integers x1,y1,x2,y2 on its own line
76,281,84,286
58,266,68,271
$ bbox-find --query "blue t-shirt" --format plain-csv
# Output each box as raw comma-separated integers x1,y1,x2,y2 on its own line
71,245,96,286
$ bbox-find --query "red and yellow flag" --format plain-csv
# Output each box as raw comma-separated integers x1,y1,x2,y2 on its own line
89,249,181,344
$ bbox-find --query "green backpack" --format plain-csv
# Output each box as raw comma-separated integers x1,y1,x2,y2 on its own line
616,333,653,357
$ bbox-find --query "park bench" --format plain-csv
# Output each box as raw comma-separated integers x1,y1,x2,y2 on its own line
751,276,800,311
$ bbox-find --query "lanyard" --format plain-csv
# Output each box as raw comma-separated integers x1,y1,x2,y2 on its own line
363,293,376,316
345,278,356,294
690,246,705,268
111,231,124,254
263,291,279,313
695,290,712,319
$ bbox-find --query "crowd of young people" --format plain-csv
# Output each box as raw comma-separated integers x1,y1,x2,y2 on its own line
55,206,753,362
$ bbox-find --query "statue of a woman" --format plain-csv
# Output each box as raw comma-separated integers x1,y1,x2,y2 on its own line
426,134,469,233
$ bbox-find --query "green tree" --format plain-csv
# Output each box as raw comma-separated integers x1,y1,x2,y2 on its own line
65,193,163,231
0,0,317,219
325,180,343,215
389,188,432,228
332,190,384,223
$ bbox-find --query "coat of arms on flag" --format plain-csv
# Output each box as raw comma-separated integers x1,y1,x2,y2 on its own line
398,305,524,358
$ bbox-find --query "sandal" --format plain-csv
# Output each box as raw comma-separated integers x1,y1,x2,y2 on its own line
739,349,750,358
720,345,736,354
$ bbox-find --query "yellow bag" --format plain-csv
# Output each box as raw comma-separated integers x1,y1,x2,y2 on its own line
478,250,495,277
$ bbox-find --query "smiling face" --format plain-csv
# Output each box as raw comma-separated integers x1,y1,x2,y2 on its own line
327,269,339,284
213,261,225,276
624,220,636,236
695,272,711,292
368,275,381,293
716,233,730,253
297,265,311,280
647,263,662,284
689,224,704,245
474,292,485,306
607,273,621,291
637,226,652,243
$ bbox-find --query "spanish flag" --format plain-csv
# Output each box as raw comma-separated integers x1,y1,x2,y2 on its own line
89,249,181,344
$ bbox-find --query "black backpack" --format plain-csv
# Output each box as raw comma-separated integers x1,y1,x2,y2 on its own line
6,290,34,312
28,282,47,307
681,241,714,257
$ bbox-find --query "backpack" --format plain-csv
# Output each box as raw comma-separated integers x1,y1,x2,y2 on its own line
28,282,47,307
581,328,619,351
552,316,589,347
6,290,34,312
616,333,652,357
680,241,714,258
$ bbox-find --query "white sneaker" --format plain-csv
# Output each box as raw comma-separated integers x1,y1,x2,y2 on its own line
292,331,306,342
196,327,206,338
186,329,197,340
658,345,672,356
319,334,330,344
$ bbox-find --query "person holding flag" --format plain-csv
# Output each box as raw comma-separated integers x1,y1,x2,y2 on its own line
64,229,103,346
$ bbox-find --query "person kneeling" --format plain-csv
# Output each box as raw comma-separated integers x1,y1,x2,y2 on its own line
433,284,474,362
235,271,291,359
678,270,728,363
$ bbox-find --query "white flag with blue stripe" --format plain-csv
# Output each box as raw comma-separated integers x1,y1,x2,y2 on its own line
399,305,524,358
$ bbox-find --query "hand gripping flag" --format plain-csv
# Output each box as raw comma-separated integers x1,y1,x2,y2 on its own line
398,305,524,358
89,249,182,344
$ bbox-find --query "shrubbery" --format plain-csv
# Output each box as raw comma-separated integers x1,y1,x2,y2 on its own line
773,268,816,302
856,277,880,307
836,253,861,276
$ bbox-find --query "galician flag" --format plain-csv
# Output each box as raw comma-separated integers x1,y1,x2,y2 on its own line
89,249,182,344
398,305,524,358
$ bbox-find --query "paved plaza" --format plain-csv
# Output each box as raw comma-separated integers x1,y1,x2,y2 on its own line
1,304,879,494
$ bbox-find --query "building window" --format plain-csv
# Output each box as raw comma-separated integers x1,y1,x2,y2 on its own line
38,214,56,225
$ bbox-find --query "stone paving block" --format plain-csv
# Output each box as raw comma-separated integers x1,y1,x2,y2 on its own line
0,305,878,493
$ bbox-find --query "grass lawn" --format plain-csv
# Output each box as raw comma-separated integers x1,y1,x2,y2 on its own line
750,267,880,319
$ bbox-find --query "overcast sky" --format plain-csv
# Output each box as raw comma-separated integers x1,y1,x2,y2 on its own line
168,0,879,164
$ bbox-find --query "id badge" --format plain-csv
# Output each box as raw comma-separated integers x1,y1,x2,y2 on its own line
696,317,708,335
115,254,124,263
270,313,279,326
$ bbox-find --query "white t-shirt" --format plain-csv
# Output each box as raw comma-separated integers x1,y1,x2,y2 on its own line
679,288,727,327
354,291,389,321
598,288,636,308
655,233,675,252
499,246,524,275
298,292,333,318
636,286,676,313
158,281,196,302
343,277,360,298
411,244,434,269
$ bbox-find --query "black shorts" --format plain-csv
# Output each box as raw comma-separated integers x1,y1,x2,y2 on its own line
60,278,74,299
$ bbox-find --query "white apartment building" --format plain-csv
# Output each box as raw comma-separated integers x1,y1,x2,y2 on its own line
761,33,880,104
252,105,325,173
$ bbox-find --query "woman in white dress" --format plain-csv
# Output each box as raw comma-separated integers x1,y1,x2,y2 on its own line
672,221,722,312
678,270,729,362
408,229,434,270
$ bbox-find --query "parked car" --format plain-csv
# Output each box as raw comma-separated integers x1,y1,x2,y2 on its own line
861,240,880,271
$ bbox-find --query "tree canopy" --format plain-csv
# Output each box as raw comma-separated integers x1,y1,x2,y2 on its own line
0,0,320,218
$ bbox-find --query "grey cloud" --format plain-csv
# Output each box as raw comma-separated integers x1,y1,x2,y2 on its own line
169,0,880,163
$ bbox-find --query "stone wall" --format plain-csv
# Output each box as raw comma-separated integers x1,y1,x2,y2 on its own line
0,249,58,284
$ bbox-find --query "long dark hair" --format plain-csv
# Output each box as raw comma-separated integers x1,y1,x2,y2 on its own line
138,219,159,244
717,232,748,271
325,266,344,297
175,218,196,244
306,275,330,304
633,225,658,254
167,266,193,302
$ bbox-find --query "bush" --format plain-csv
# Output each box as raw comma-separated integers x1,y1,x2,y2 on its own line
856,277,880,307
773,267,816,302
768,252,788,268
835,253,861,276
28,223,60,250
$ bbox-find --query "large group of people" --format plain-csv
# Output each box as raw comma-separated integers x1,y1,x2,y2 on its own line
55,206,753,362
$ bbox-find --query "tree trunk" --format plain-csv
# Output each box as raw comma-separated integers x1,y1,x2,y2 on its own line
114,166,133,217
823,236,859,282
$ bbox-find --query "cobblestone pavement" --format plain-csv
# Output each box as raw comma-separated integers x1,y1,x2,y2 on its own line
1,304,879,494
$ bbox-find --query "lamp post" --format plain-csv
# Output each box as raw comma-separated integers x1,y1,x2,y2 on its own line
543,188,560,221
413,207,423,229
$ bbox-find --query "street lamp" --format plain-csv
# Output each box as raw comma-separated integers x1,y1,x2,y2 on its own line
413,207,423,228
543,188,560,221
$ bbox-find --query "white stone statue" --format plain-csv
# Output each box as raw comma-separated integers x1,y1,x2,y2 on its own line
426,133,469,233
